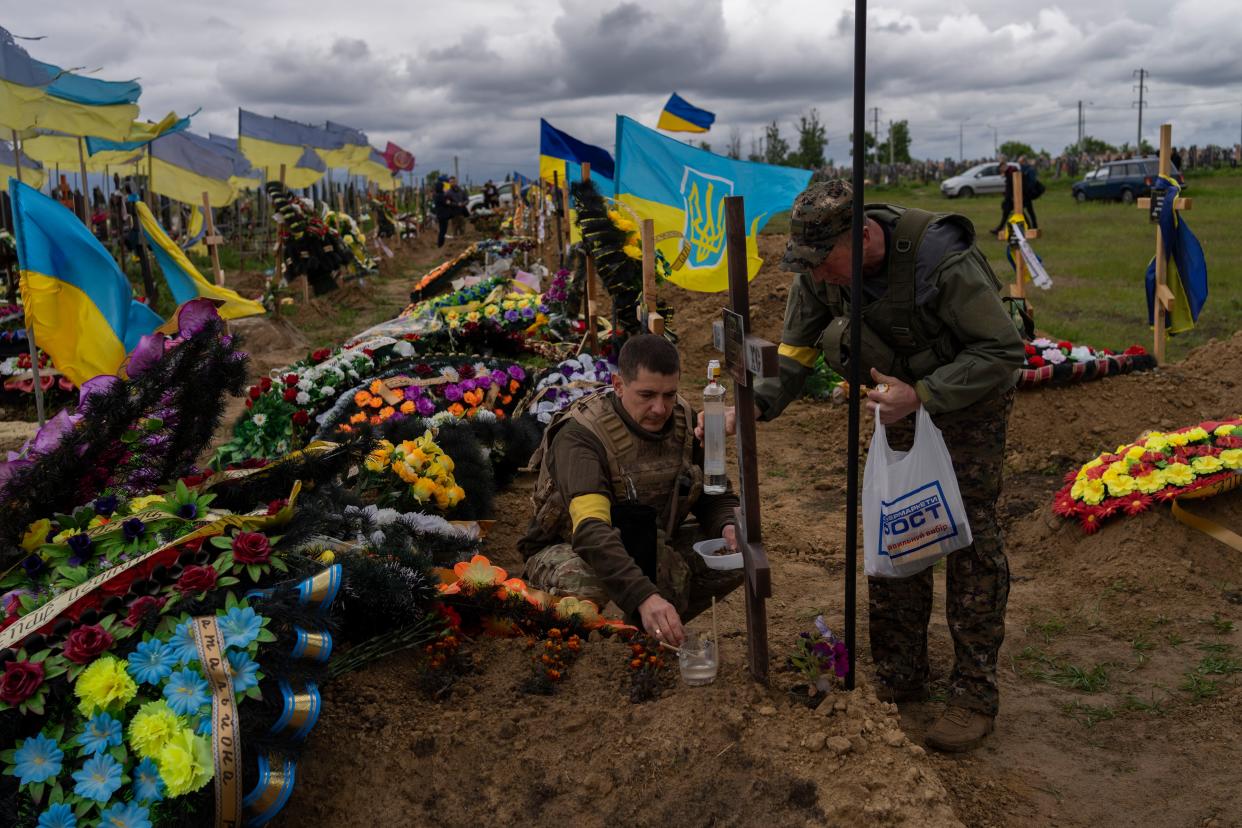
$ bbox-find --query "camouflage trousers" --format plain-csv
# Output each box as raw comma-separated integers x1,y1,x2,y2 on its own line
868,389,1014,716
524,539,744,624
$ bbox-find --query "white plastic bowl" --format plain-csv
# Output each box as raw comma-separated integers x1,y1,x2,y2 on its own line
694,538,743,571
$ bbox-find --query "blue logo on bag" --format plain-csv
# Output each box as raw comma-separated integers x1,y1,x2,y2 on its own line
879,481,959,559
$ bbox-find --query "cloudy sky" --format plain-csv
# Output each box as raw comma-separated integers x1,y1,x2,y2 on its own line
12,0,1242,180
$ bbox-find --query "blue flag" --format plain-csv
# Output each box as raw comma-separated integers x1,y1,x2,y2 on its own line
657,93,715,133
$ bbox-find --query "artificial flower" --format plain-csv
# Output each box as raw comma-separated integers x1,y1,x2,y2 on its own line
63,624,115,664
12,733,62,785
133,757,166,803
1163,463,1195,486
75,656,137,715
231,532,272,565
1134,470,1165,494
72,752,124,801
163,668,210,716
98,801,152,828
1191,455,1224,474
77,712,124,755
20,518,51,552
157,727,214,796
1104,475,1136,498
218,606,262,649
1219,448,1242,470
128,700,184,759
0,659,44,705
127,639,177,686
227,649,260,693
167,621,200,666
1079,478,1106,505
35,803,77,828
176,564,218,595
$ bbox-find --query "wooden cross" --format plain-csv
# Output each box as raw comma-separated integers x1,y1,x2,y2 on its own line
708,195,776,684
637,219,665,335
200,191,225,286
996,165,1041,301
1136,123,1192,365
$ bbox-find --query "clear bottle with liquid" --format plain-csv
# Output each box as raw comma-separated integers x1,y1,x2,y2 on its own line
703,359,728,494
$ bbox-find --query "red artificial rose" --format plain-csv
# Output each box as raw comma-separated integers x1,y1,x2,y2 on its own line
0,660,44,705
1028,356,1045,368
265,498,288,516
312,348,330,363
1024,344,1037,356
63,624,115,664
284,374,299,386
1124,345,1148,356
123,595,166,628
283,388,298,402
1057,340,1073,350
245,399,254,409
176,565,218,595
248,386,262,400
291,410,310,427
260,377,273,391
231,532,272,565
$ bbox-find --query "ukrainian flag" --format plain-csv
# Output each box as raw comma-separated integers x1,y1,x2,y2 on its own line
0,142,45,189
22,130,140,171
134,201,265,320
323,121,372,169
0,27,139,141
10,179,162,385
148,130,237,207
350,147,399,191
539,118,614,187
615,115,811,292
238,109,336,187
84,111,194,155
657,93,715,134
207,134,263,191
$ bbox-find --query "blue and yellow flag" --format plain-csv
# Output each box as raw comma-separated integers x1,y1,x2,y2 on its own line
614,115,811,292
134,201,265,321
238,109,338,187
207,133,262,190
9,180,162,385
657,93,715,133
323,121,372,169
148,130,237,207
0,142,45,189
0,27,140,140
84,111,194,155
1146,175,1207,335
350,147,399,191
22,130,140,171
539,118,614,186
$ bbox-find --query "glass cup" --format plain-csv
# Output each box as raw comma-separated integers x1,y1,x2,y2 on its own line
678,631,718,686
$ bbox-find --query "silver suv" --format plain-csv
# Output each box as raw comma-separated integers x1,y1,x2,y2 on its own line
940,163,1007,198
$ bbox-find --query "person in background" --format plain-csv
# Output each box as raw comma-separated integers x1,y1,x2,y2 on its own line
433,176,453,247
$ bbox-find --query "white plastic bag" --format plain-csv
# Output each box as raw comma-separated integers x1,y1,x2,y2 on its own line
863,406,973,578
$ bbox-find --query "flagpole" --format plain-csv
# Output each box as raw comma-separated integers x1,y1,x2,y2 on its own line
10,130,22,184
76,138,91,227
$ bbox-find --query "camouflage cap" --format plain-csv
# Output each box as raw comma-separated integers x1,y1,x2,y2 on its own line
781,178,854,274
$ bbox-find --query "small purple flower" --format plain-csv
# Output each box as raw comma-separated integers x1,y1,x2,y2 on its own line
93,495,119,517
122,518,146,542
443,384,463,402
459,379,477,392
21,555,45,577
415,397,436,416
520,306,535,320
176,298,220,338
507,365,526,381
403,386,422,401
67,533,93,564
538,304,549,313
126,332,167,378
142,434,170,449
176,503,198,520
559,365,574,378
503,310,519,322
491,370,507,386
545,387,560,402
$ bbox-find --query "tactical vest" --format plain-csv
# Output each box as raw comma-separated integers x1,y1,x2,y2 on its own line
821,204,1002,384
527,389,702,543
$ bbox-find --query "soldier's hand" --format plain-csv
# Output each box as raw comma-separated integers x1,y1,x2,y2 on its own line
638,594,685,647
722,524,738,552
694,408,737,441
866,368,920,424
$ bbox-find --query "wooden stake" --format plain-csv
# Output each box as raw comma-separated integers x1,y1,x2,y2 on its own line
552,170,564,269
581,162,598,353
639,218,664,334
75,138,90,227
201,191,225,286
1135,123,1183,365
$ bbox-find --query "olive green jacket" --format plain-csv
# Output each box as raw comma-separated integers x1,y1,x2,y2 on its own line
755,204,1024,418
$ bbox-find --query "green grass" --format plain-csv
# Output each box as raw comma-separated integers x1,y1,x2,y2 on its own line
1062,700,1116,727
763,169,1242,363
1202,613,1236,634
1180,671,1220,700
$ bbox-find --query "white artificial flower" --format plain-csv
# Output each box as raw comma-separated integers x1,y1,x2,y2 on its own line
297,378,312,391
1041,347,1067,365
252,413,267,426
1031,337,1055,349
296,392,311,405
1068,346,1095,363
321,386,335,397
394,341,415,357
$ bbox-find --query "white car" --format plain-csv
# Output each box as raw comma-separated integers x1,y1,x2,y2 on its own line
467,182,517,215
940,163,1008,198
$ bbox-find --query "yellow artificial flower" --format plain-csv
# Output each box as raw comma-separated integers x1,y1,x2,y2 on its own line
438,453,455,473
1184,427,1210,443
446,485,466,507
393,461,421,485
1163,463,1194,486
1144,436,1170,454
1080,479,1106,505
1220,449,1242,470
1166,432,1190,447
75,656,137,715
129,700,185,759
623,244,642,260
1124,445,1146,463
1191,455,1224,474
1213,425,1236,438
1135,470,1166,494
466,311,481,323
412,477,438,503
1070,478,1087,500
364,446,391,473
129,495,167,512
1105,475,1137,497
397,440,420,458
1104,461,1129,480
158,727,214,797
484,304,500,317
21,518,52,552
317,549,336,564
434,486,450,510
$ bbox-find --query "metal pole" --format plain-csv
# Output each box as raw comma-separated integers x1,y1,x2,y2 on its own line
844,0,867,692
10,130,22,184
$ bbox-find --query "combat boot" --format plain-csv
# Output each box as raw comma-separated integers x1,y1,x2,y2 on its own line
924,704,995,752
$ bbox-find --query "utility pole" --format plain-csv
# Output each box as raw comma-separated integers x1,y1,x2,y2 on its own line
871,107,880,163
958,117,970,163
1132,68,1148,152
888,120,894,167
453,155,459,180
1077,100,1083,148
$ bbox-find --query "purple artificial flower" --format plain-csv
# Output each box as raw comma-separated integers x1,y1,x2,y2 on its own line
832,642,850,677
20,555,45,577
141,433,171,450
538,304,549,313
559,364,574,378
503,310,520,322
176,503,198,520
459,379,477,392
0,455,34,492
176,298,220,338
545,387,560,402
415,397,436,417
126,332,167,378
443,384,463,402
520,306,535,320
78,375,118,407
122,518,146,542
66,533,93,566
507,365,526,381
403,386,423,401
1,589,29,615
491,370,507,386
93,495,119,517
32,409,82,455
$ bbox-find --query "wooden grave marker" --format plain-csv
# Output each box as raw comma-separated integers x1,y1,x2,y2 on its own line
637,219,665,335
200,192,225,286
996,165,1042,301
580,162,599,353
708,195,776,684
1136,123,1192,365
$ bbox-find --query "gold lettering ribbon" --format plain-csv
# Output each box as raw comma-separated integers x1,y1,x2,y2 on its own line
192,615,242,828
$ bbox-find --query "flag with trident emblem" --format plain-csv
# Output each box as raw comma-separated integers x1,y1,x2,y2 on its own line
613,115,811,292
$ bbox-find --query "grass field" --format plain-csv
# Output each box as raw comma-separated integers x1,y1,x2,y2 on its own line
764,170,1241,362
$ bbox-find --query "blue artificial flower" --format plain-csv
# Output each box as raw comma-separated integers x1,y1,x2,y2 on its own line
163,667,210,716
93,495,119,518
72,752,123,802
66,533,93,565
520,305,536,319
35,802,77,828
76,712,123,755
218,606,262,649
194,714,212,736
21,554,46,577
227,649,260,693
121,517,147,542
97,801,152,828
167,621,200,666
176,503,198,520
503,309,519,322
127,638,177,685
13,733,63,785
132,757,165,803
